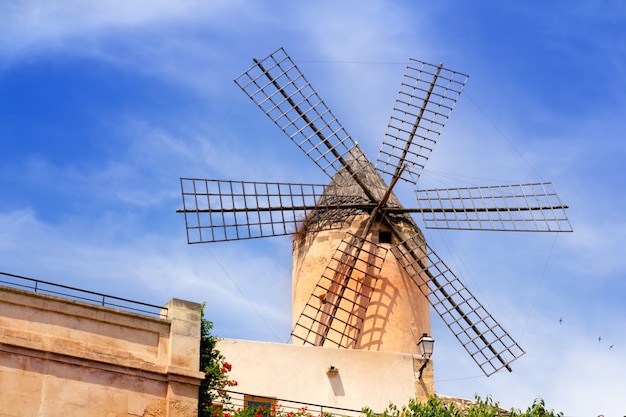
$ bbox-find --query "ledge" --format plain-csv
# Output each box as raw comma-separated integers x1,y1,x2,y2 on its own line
1,340,203,386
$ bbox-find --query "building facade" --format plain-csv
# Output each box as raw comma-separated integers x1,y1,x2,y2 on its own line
217,338,433,413
0,285,204,417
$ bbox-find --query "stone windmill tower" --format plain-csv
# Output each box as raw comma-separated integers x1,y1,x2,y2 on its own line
289,145,430,355
179,48,572,377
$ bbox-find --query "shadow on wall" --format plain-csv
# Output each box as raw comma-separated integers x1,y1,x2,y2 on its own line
327,368,345,396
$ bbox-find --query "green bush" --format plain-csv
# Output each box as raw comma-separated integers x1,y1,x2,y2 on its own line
362,395,563,417
198,304,238,417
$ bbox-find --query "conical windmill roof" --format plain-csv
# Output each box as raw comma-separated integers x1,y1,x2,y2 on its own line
310,145,420,231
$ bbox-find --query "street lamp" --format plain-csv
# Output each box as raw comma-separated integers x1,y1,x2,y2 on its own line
416,333,435,379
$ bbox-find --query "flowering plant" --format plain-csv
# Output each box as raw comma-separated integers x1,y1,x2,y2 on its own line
230,404,327,417
199,304,238,417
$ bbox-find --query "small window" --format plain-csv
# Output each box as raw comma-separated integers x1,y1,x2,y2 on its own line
379,230,392,244
244,395,276,417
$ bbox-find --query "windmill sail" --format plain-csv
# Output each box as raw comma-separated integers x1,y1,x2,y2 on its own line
415,182,572,232
291,232,388,348
391,234,525,376
179,178,348,243
235,47,357,180
376,60,468,185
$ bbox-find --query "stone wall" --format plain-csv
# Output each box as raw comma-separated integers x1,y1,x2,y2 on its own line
0,286,205,417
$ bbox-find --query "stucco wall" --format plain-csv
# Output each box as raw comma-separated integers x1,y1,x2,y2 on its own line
217,338,433,413
0,286,205,417
292,214,431,355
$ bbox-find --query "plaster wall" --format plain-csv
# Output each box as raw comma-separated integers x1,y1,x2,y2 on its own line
292,214,430,354
0,286,205,417
217,338,433,413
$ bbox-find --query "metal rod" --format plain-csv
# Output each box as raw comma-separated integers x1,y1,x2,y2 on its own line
390,228,513,372
176,204,568,214
377,164,406,210
253,58,379,204
392,63,443,180
317,165,406,346
317,235,365,346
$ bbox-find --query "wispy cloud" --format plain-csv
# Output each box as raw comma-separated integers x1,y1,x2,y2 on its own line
0,0,238,50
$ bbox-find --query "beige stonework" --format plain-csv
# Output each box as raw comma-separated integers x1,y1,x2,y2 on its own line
0,286,204,417
292,213,431,355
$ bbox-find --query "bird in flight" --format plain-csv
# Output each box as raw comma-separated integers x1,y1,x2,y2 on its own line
559,317,563,324
598,336,602,343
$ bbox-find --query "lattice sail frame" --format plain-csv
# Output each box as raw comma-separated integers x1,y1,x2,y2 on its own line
391,235,525,376
180,178,349,243
416,182,572,232
376,60,468,185
235,48,356,180
291,232,388,349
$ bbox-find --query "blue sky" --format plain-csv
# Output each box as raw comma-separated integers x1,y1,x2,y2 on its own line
2,1,626,415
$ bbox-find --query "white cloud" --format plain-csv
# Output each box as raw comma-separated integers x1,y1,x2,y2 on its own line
0,205,292,340
559,220,626,277
0,0,238,49
0,0,258,96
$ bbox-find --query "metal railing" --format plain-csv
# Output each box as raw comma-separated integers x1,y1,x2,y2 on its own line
225,390,363,417
0,271,167,319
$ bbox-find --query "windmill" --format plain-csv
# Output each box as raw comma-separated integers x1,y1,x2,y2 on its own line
178,48,572,377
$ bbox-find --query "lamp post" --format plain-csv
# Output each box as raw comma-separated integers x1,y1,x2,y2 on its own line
416,333,435,379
